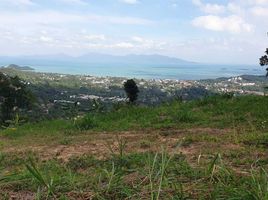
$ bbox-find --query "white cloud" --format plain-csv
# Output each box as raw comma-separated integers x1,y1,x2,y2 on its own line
131,36,144,43
192,15,253,33
227,3,244,14
192,0,225,14
59,0,87,5
40,36,54,43
249,0,268,5
90,15,152,25
0,11,153,26
0,0,34,6
0,9,155,55
120,0,139,4
84,34,106,41
251,6,268,16
114,42,135,48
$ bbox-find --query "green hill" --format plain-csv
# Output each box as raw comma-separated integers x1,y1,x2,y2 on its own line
1,64,34,71
0,95,268,199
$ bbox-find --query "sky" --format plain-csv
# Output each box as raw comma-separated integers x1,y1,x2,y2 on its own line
0,0,267,64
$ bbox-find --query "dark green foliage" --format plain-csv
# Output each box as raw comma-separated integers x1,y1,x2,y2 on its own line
0,72,35,124
260,48,268,77
123,79,139,103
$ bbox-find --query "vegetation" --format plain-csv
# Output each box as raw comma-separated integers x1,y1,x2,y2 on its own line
124,79,139,103
260,48,268,77
0,72,35,124
0,95,268,199
0,67,267,122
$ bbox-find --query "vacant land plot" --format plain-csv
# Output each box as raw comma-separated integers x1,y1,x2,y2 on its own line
0,95,268,199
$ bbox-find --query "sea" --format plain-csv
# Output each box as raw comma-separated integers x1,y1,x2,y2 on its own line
0,61,264,80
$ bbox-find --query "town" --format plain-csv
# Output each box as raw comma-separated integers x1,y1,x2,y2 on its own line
1,65,267,115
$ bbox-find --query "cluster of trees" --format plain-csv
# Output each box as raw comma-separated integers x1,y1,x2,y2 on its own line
0,72,35,124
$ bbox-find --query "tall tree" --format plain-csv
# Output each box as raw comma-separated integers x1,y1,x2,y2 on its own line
123,79,139,103
260,48,268,77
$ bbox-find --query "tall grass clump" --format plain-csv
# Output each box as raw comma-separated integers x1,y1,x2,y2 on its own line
106,135,128,168
73,114,98,131
147,149,173,200
25,158,56,199
249,167,268,200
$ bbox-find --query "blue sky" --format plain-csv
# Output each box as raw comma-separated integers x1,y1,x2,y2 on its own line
0,0,267,64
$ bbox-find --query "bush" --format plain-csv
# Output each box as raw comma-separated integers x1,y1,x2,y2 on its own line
74,114,97,130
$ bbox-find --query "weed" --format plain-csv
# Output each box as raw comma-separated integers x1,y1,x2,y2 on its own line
25,158,56,199
106,135,128,166
250,167,268,200
147,148,173,200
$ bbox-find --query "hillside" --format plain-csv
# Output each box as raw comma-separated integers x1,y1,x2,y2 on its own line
0,68,267,122
0,95,268,199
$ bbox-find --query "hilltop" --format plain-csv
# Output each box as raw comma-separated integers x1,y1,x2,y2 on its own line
0,95,268,199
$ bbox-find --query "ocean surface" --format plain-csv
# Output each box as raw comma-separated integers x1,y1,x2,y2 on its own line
0,61,264,80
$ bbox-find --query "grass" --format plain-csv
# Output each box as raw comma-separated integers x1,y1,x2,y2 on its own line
1,95,267,139
0,150,267,199
0,95,268,199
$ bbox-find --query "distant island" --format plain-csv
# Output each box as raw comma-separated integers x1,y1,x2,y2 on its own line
1,64,34,71
0,54,262,80
0,53,196,66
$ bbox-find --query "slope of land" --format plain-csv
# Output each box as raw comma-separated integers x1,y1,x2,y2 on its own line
0,67,267,121
0,95,268,199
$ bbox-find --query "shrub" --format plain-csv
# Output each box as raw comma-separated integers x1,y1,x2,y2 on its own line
74,114,97,130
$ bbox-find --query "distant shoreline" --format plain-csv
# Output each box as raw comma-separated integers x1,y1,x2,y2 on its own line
0,63,264,81
1,64,266,83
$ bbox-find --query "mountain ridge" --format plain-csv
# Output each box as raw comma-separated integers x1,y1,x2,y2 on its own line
0,53,197,66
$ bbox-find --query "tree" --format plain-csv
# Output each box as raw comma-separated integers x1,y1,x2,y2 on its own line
0,72,35,123
260,48,268,77
123,79,139,103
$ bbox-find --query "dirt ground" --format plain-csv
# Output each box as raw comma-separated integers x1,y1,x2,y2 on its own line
1,128,233,162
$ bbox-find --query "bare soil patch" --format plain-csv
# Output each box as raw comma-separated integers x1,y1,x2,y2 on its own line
1,128,232,163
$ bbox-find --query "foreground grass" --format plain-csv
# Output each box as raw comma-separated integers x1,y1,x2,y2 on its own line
0,144,268,199
0,95,268,199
